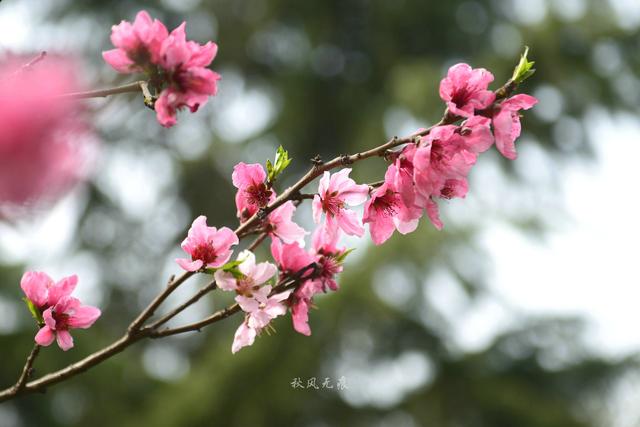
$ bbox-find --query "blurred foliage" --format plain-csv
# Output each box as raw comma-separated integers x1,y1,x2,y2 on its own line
1,0,639,426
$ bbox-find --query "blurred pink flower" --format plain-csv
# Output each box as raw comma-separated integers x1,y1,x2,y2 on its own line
232,162,275,220
491,94,538,160
312,169,369,237
20,271,101,351
0,58,95,217
176,216,239,271
439,63,495,118
102,10,168,73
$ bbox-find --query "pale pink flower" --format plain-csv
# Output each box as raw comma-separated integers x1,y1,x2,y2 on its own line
102,10,168,73
0,58,95,217
176,216,239,271
363,165,421,245
491,94,538,160
439,63,495,118
232,162,275,221
154,23,220,127
267,201,307,245
214,250,277,294
312,169,369,237
232,285,292,353
20,271,100,351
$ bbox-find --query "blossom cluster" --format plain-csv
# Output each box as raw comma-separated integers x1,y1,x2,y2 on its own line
174,62,537,353
10,10,538,357
102,11,220,127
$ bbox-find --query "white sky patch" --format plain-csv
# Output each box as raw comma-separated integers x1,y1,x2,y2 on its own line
478,110,640,356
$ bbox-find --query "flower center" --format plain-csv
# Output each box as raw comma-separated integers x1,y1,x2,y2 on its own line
245,183,272,207
51,310,70,330
451,85,471,108
374,190,398,217
321,192,343,217
192,243,217,265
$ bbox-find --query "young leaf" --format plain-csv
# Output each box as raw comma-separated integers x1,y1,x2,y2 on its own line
23,297,44,325
512,46,536,84
267,145,292,183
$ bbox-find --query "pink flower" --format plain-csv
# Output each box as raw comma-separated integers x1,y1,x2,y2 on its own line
232,285,292,353
214,250,277,294
0,58,95,217
267,201,307,245
439,63,495,118
312,169,369,237
154,23,220,127
491,94,538,160
363,165,421,245
102,10,168,73
271,239,317,336
20,271,100,351
37,297,101,351
102,11,220,127
310,225,344,292
232,163,275,221
413,125,475,204
176,216,239,271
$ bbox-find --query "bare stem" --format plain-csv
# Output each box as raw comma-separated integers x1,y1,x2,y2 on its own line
59,81,147,100
147,279,218,330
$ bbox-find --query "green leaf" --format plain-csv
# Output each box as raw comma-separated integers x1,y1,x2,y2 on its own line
23,297,43,325
335,248,356,265
267,145,292,183
511,46,536,84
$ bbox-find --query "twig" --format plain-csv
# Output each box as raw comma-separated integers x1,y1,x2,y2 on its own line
59,81,147,99
128,272,193,333
147,279,218,330
11,344,40,393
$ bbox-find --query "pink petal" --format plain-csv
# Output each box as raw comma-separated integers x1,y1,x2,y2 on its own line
48,274,78,307
67,305,101,329
231,163,267,189
231,322,256,353
336,209,365,237
426,199,444,230
214,270,238,292
43,308,56,330
56,330,74,351
251,262,277,286
176,258,203,272
20,271,51,309
312,195,323,224
101,49,137,73
35,326,55,347
155,91,177,128
292,299,311,336
236,295,260,313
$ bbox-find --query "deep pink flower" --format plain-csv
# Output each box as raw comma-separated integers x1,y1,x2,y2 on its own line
439,63,495,118
491,94,538,160
154,23,220,127
270,239,315,278
20,271,100,351
176,216,239,271
413,125,475,204
363,165,421,245
312,169,369,237
310,224,344,292
0,58,95,217
232,163,275,221
214,250,277,295
267,201,307,245
36,296,101,351
232,285,291,353
102,10,168,73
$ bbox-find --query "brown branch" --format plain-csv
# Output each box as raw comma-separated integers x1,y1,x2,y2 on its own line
11,344,40,393
0,75,520,402
59,81,147,100
146,279,218,330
